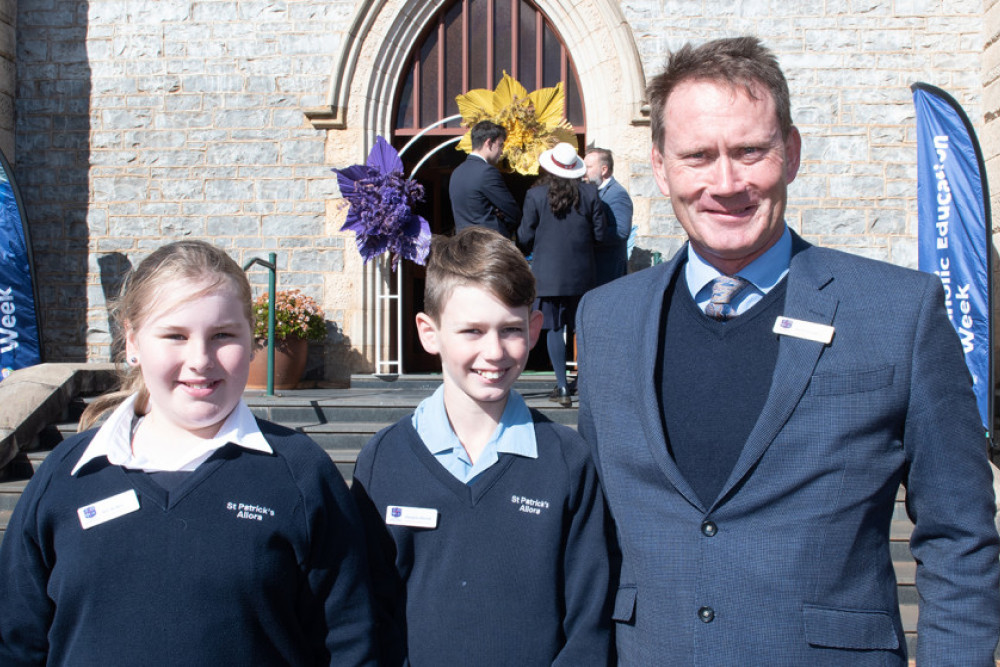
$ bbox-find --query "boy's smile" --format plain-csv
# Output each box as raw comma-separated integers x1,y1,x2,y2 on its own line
416,284,542,422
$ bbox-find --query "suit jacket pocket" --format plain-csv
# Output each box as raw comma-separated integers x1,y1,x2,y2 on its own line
807,365,894,397
803,604,899,650
612,585,637,624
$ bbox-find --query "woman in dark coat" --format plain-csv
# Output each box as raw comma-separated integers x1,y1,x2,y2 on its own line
518,142,608,406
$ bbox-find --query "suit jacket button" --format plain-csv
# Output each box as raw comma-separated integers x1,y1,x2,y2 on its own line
698,606,715,623
701,521,717,537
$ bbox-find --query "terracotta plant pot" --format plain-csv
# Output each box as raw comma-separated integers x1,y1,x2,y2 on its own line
246,336,308,390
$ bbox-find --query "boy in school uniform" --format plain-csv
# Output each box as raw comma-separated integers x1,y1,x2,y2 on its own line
352,227,612,667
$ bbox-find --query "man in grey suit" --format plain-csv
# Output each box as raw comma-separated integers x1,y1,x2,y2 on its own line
449,120,521,236
585,147,634,285
577,36,1000,665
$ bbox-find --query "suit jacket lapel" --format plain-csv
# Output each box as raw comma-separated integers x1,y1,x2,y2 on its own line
638,247,706,511
712,235,838,509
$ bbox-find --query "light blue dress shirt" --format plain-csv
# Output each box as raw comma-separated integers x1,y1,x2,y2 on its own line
412,385,538,485
686,225,792,316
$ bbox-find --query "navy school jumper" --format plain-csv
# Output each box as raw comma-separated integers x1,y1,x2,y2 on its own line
0,419,377,667
352,411,612,667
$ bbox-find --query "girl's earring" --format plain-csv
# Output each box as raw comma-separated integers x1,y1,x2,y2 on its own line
129,356,139,365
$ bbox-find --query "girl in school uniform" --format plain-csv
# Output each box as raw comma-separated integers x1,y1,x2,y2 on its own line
0,240,376,666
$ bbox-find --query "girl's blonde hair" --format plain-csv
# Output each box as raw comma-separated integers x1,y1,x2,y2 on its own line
79,241,252,431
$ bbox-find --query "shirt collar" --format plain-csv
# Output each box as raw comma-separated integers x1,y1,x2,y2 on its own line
71,395,272,475
685,224,791,299
412,384,537,459
597,176,612,191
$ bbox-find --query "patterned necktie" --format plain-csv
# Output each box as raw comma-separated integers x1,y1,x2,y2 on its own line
704,275,749,321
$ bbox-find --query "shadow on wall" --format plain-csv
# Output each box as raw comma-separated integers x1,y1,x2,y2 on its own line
629,246,664,273
97,253,132,361
320,322,372,388
16,2,92,361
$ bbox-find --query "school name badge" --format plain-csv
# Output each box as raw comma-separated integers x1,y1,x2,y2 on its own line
77,489,141,530
385,505,438,529
773,316,835,344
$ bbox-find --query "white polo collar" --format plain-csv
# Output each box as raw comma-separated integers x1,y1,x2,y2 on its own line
71,395,272,475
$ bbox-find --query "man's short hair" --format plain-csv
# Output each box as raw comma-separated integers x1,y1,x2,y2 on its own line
647,36,793,152
470,120,508,151
586,147,614,175
423,227,535,322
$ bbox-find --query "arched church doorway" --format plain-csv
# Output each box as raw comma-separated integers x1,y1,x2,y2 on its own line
390,0,586,372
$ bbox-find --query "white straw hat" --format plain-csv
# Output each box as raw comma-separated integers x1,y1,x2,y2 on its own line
538,142,586,179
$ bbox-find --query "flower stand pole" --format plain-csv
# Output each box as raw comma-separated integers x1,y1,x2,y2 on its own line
243,253,277,395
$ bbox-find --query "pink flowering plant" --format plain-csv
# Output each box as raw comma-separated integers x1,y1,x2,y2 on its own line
252,289,326,342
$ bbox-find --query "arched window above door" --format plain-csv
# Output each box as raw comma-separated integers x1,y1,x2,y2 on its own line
393,0,585,137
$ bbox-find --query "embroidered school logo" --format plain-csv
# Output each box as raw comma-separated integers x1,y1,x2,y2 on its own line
511,494,550,516
779,318,793,329
391,507,402,518
225,501,275,522
82,506,97,519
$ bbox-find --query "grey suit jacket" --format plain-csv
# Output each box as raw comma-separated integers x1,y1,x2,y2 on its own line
576,232,1000,666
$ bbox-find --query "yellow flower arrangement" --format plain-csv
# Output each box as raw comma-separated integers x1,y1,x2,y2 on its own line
455,72,577,175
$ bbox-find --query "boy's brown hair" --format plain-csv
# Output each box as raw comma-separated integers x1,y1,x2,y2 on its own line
423,227,535,322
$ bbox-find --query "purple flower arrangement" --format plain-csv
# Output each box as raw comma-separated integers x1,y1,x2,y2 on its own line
333,136,431,268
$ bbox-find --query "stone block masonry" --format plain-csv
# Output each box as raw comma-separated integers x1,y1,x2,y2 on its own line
10,0,994,379
16,0,356,375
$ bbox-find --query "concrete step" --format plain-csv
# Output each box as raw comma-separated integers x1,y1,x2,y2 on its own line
0,480,26,545
348,373,566,393
891,518,914,541
240,393,579,427
901,603,918,657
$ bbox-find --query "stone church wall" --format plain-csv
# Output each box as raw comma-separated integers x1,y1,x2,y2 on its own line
16,0,357,372
11,0,989,379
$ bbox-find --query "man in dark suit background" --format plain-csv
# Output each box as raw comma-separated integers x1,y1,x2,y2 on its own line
577,36,1000,665
449,120,521,236
585,147,633,285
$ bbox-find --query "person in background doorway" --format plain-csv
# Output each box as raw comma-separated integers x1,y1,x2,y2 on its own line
519,142,607,406
449,120,522,237
585,147,633,285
